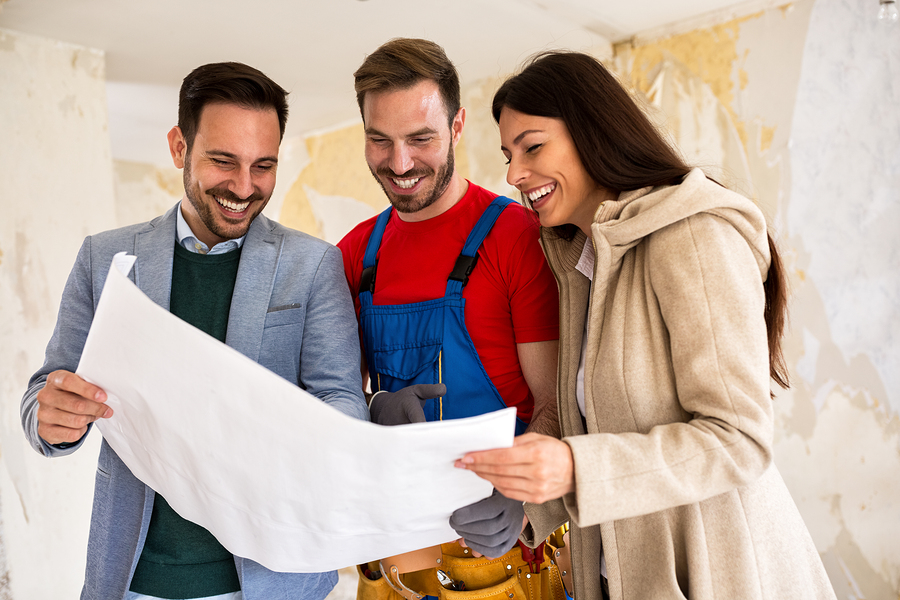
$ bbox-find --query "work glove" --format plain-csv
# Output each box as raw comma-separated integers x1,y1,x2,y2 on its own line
449,488,525,558
369,383,446,426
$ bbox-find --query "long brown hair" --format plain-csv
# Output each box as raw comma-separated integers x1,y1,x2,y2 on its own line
492,51,789,389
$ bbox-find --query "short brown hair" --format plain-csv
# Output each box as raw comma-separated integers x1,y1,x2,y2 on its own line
178,62,289,151
353,38,460,127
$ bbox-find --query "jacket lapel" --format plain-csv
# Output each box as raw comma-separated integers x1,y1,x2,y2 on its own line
133,204,178,311
226,214,283,362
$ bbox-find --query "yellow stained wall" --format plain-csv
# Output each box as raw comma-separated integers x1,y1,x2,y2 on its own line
274,2,900,598
615,4,899,598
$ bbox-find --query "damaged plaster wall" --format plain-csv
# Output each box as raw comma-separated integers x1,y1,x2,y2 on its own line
614,1,900,597
274,2,898,597
276,41,613,243
3,0,896,597
0,28,115,599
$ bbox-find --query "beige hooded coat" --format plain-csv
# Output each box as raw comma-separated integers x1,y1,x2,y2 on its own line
522,170,835,600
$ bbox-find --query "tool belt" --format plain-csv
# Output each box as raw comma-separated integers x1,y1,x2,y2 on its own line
357,526,572,600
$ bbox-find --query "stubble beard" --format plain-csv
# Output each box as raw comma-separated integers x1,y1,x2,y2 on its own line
372,145,455,215
183,153,267,242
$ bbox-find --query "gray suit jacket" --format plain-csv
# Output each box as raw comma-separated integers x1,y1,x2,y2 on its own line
21,204,368,600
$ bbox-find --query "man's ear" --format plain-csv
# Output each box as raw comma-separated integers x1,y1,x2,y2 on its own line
451,106,466,148
167,126,187,168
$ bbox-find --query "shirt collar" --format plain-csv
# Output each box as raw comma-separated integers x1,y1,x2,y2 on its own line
575,236,594,282
176,201,245,255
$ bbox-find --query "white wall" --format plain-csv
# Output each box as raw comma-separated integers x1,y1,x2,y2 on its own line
0,28,115,599
778,0,900,596
1,0,898,596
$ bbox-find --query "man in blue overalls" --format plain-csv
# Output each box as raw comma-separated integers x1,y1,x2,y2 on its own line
338,39,562,600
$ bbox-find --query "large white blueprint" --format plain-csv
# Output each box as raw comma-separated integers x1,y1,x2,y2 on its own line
78,253,515,572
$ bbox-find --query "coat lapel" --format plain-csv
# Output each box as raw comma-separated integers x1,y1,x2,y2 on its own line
133,204,178,311
226,214,283,362
541,230,590,438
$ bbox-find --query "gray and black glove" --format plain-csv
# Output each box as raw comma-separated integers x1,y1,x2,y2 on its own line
369,383,446,426
449,488,524,558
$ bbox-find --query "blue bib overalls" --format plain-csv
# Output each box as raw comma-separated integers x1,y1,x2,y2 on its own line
358,196,527,435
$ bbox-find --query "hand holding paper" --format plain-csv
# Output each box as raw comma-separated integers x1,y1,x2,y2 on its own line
36,369,112,446
76,254,516,572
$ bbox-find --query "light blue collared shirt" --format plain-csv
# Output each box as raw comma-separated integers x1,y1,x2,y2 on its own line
176,201,246,255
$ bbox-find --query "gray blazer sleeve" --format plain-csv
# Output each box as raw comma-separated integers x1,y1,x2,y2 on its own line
297,245,369,421
21,237,97,457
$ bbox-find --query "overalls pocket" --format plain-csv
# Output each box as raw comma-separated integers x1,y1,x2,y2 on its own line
373,340,442,386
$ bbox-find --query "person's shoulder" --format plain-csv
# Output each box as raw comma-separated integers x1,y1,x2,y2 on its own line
465,181,529,224
336,211,383,253
87,206,175,246
263,215,332,250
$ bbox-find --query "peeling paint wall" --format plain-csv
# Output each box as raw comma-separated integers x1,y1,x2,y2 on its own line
277,43,613,243
614,2,900,597
275,3,899,597
113,160,183,224
3,1,897,597
0,28,115,599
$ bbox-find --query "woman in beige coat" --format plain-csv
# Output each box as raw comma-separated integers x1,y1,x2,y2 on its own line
456,52,835,600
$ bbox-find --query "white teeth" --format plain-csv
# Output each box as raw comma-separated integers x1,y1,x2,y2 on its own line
215,196,250,212
527,183,556,202
392,177,420,189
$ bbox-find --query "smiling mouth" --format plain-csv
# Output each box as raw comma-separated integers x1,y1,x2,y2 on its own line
215,196,250,213
526,183,556,203
391,177,421,190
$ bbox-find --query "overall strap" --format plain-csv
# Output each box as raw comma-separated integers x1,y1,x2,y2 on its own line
358,206,393,304
446,196,514,297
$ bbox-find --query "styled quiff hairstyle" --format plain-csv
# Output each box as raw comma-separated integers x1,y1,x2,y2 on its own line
353,38,461,127
178,62,289,151
492,51,790,391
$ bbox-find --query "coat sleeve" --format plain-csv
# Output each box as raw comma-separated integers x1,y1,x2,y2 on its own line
521,498,569,548
564,212,774,526
298,245,369,422
21,237,97,457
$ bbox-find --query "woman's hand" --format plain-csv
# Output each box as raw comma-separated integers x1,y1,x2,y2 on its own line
455,433,575,504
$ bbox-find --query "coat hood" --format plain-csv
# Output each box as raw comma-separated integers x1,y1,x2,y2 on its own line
541,168,772,281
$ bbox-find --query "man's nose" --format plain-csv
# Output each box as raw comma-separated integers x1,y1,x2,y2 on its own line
231,167,255,199
389,144,414,175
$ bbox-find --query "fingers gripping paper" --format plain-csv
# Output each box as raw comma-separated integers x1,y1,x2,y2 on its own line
78,254,514,573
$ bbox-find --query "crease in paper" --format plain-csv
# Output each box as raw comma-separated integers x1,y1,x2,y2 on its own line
77,253,515,572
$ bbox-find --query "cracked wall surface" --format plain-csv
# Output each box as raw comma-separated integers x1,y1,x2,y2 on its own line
0,28,114,599
276,2,899,597
613,2,899,597
2,1,897,597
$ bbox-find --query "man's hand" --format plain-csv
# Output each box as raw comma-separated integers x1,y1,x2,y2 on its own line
36,370,112,445
449,489,525,559
369,383,446,426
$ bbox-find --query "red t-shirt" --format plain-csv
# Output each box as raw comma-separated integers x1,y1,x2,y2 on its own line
337,181,559,423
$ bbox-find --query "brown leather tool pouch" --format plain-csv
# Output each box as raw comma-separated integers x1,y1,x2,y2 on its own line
357,529,569,600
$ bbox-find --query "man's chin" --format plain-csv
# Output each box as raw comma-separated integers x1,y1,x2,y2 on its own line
386,191,437,214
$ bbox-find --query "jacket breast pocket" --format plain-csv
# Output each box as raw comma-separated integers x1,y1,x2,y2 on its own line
259,306,305,385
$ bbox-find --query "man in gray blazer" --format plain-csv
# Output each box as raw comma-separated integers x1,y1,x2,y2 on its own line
20,62,368,600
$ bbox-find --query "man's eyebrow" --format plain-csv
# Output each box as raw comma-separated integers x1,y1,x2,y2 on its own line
206,150,278,163
364,127,438,138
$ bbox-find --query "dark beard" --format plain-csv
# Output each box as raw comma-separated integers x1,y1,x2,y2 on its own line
372,144,455,215
183,153,264,241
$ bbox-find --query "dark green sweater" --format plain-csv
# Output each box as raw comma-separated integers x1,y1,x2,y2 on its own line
129,243,242,598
